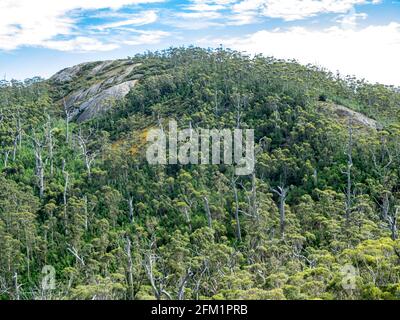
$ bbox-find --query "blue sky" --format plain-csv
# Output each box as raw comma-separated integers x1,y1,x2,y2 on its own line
0,0,399,85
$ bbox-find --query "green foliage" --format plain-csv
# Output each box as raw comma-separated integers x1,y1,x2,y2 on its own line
0,48,399,300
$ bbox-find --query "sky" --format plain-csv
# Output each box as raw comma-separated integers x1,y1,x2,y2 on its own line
0,0,399,86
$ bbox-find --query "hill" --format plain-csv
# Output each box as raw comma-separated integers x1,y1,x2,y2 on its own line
0,47,400,300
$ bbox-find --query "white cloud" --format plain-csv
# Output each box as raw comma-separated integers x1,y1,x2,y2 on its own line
168,0,382,29
184,3,226,11
93,11,158,30
228,12,260,25
168,0,256,29
165,9,225,30
167,1,252,29
0,0,164,50
233,0,382,21
176,11,223,19
43,37,119,52
189,0,237,5
123,30,171,45
200,22,400,85
336,8,368,28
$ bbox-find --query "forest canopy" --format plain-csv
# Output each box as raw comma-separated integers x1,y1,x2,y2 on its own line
0,47,400,300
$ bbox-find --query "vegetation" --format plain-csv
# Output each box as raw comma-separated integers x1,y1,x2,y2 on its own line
0,47,400,300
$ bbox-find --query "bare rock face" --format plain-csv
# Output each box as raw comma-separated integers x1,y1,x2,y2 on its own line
50,59,142,122
332,104,379,130
51,63,86,83
318,102,381,130
76,80,138,122
88,61,114,77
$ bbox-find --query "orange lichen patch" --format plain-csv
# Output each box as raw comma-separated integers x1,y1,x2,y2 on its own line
111,139,124,151
139,128,149,143
109,127,156,157
129,145,139,156
128,127,153,157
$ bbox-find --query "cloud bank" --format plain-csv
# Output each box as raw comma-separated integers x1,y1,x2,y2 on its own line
202,22,400,85
0,0,165,51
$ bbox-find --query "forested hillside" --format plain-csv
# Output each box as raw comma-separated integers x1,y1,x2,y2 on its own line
1,47,400,300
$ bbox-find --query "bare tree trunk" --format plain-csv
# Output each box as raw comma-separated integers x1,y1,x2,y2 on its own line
32,133,45,198
235,93,242,129
389,217,398,240
232,180,242,242
183,206,192,231
177,268,192,300
77,129,96,181
12,136,18,162
3,150,10,168
251,172,258,219
14,272,20,300
128,197,134,223
193,263,208,300
272,186,288,238
67,245,85,266
144,252,160,300
382,192,390,221
203,197,212,229
125,236,134,299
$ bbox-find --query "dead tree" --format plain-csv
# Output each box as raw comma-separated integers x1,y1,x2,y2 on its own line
144,251,160,299
128,197,134,223
214,90,219,115
144,241,171,300
203,197,212,229
13,272,20,300
76,129,97,180
231,177,242,242
272,186,288,237
3,150,10,168
180,195,195,231
177,268,192,300
67,244,85,266
193,262,208,300
182,206,192,232
380,191,391,221
387,208,398,240
251,172,258,219
379,194,399,240
32,132,45,198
